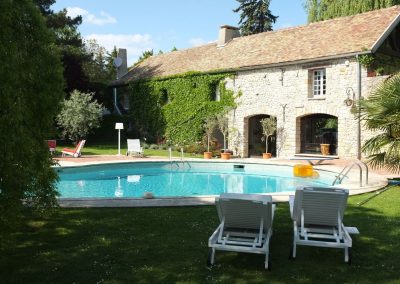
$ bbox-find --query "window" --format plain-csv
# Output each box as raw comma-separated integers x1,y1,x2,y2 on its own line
312,69,326,97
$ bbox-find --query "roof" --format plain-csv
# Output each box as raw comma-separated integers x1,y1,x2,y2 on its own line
115,6,400,85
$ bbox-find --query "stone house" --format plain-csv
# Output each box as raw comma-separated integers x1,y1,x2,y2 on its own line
113,6,400,159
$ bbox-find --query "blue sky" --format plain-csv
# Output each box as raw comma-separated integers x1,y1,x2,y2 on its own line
53,0,307,65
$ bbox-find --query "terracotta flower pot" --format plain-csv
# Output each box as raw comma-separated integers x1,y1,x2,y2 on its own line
221,152,231,160
263,153,272,159
203,152,212,159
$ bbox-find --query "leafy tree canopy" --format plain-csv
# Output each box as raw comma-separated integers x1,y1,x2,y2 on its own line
233,0,278,36
0,0,64,225
33,0,90,92
83,39,117,83
57,90,103,142
304,0,400,23
134,50,154,67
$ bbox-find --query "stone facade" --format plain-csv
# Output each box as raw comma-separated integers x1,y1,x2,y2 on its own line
224,58,386,159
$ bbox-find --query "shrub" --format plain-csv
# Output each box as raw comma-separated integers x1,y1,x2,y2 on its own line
0,0,64,225
149,144,159,150
57,90,103,142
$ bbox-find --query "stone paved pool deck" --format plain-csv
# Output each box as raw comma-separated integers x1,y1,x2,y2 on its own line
55,155,396,208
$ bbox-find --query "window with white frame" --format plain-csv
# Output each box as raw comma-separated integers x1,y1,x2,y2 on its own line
312,68,326,97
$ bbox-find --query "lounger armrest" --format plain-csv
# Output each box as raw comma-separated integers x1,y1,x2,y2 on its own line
208,223,223,246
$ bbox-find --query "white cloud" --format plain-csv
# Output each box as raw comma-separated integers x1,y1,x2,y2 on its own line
85,33,155,65
66,7,116,26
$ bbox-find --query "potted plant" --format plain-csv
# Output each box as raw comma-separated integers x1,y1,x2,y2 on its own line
260,117,276,159
216,114,231,160
203,116,217,159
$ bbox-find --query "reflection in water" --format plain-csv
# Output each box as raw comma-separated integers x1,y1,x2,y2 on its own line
226,175,244,193
127,175,141,183
115,176,123,197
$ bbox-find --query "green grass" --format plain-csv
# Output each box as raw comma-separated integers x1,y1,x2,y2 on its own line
1,187,399,283
56,142,203,158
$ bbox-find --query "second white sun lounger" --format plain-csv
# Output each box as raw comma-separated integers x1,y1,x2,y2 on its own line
126,139,143,157
289,186,356,263
208,193,275,270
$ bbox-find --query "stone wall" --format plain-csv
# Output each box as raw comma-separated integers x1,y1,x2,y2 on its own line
225,58,386,159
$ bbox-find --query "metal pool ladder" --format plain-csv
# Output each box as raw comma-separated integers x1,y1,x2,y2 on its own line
332,160,369,186
168,147,191,169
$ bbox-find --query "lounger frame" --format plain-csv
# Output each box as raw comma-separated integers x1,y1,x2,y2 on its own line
208,194,275,270
289,187,354,263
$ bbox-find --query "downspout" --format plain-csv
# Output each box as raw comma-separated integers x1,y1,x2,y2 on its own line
113,87,122,115
356,55,362,160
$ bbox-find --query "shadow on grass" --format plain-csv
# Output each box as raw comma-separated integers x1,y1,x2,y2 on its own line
0,187,399,283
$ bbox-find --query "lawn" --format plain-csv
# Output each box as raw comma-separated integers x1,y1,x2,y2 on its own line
1,187,399,283
56,142,203,158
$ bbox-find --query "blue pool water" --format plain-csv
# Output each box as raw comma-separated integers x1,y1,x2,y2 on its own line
56,162,336,198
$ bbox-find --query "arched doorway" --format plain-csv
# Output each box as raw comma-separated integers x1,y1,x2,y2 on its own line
247,115,276,157
299,114,338,155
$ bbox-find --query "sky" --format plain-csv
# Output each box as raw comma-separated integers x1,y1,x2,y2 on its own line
52,0,307,65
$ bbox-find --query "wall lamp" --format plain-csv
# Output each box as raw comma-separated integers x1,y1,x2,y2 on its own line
344,87,355,106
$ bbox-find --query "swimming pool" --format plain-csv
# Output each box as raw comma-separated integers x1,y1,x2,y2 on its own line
56,161,338,199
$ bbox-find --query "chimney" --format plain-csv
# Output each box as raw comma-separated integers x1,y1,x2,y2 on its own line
217,25,240,47
117,48,128,79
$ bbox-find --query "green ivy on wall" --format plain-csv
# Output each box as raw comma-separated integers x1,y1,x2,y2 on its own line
358,52,400,75
127,72,236,145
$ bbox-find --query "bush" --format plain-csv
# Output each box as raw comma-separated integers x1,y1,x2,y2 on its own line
0,0,64,225
183,142,206,154
57,90,102,142
149,144,159,150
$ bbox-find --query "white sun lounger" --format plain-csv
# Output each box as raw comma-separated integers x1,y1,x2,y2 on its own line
126,139,143,157
208,193,275,270
289,186,357,263
289,156,334,165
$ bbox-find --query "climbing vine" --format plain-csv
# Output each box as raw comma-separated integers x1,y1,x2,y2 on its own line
358,52,400,75
126,72,237,145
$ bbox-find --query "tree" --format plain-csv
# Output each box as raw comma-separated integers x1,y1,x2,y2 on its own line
106,46,118,80
359,73,400,173
33,0,90,92
303,0,400,23
0,0,64,224
203,116,217,152
216,114,229,150
57,90,103,142
260,117,277,154
233,0,278,36
134,50,154,66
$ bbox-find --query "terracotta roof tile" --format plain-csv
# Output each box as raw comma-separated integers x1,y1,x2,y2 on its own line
117,6,400,84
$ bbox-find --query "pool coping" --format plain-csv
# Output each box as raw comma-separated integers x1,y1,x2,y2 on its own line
55,157,389,208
